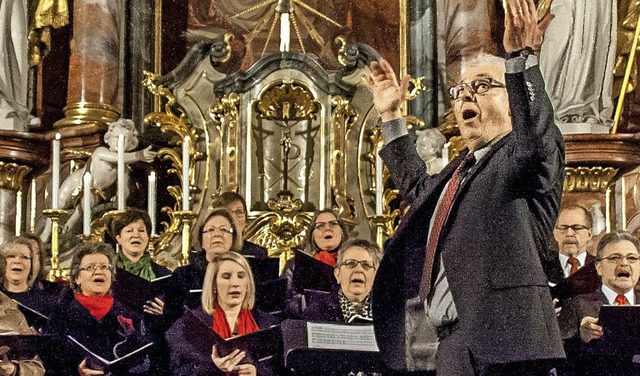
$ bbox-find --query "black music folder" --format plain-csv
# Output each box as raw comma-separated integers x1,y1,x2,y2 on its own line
0,334,52,359
281,319,384,372
180,309,282,361
293,250,337,293
111,271,172,311
591,305,640,355
255,278,287,315
10,299,50,330
247,257,280,284
67,335,154,372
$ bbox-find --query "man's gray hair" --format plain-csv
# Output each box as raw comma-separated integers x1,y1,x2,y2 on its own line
596,231,640,260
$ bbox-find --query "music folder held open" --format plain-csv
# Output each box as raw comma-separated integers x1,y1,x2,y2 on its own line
281,319,384,372
292,250,337,292
111,271,172,311
67,335,154,372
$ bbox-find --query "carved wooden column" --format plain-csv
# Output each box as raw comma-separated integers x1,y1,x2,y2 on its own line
0,130,48,244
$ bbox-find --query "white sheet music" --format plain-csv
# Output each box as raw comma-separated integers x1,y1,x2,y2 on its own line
306,322,380,352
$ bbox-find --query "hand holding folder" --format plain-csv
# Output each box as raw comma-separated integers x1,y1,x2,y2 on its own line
67,335,154,372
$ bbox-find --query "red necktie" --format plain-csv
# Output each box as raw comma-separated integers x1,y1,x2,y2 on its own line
615,295,629,306
419,153,476,301
567,256,579,276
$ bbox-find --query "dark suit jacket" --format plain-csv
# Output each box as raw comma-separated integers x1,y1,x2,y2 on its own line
373,64,565,369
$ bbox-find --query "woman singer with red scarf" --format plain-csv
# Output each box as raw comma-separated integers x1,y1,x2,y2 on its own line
166,251,280,376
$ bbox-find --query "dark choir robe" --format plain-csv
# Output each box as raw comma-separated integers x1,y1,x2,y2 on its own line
164,250,208,323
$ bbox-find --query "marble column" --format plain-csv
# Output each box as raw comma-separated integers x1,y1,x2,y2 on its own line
54,0,121,129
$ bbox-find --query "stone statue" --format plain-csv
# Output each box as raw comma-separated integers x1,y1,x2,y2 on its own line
40,119,156,241
415,127,447,174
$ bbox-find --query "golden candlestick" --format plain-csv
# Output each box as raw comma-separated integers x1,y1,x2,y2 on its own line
368,215,392,249
175,211,197,266
43,209,68,281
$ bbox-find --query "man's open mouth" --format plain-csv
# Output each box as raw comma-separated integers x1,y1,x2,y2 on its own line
462,109,478,120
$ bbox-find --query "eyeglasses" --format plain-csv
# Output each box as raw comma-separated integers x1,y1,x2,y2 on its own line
555,225,591,232
79,264,113,272
339,259,376,271
449,78,506,100
314,220,340,231
598,254,640,264
6,254,32,261
230,209,246,218
202,226,234,235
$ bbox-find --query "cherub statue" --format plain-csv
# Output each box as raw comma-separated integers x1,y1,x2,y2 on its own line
415,127,447,174
40,119,156,241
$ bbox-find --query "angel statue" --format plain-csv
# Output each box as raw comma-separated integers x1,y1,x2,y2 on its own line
40,118,156,241
415,127,447,174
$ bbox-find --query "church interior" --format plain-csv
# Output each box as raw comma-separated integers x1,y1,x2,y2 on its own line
1,0,640,374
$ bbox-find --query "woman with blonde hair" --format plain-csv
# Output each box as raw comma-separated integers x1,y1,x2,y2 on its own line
166,252,279,376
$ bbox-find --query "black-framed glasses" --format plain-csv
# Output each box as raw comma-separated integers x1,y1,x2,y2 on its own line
555,224,591,232
339,259,376,271
202,226,234,235
79,264,113,272
449,78,506,100
598,254,640,264
314,220,340,231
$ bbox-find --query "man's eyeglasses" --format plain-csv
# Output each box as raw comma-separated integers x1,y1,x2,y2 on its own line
339,259,376,271
202,226,234,235
555,225,591,232
6,254,32,261
598,254,640,264
79,264,113,272
314,220,340,231
449,78,506,100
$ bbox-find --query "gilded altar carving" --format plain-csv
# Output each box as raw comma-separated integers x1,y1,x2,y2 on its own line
563,166,619,193
0,162,32,191
331,95,358,225
210,93,240,190
143,71,204,257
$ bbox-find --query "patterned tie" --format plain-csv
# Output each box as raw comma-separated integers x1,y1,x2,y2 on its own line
567,256,579,276
419,152,476,301
615,295,629,306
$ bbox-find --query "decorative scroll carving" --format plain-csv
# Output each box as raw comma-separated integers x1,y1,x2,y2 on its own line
246,190,312,264
331,95,358,225
0,162,32,191
143,71,204,256
563,166,619,193
210,93,240,191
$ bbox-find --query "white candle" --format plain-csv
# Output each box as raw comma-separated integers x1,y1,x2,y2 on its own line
30,178,36,232
51,133,61,209
442,142,450,165
182,136,190,211
375,141,384,215
15,190,22,236
280,13,290,52
148,171,157,236
117,134,125,210
82,171,92,236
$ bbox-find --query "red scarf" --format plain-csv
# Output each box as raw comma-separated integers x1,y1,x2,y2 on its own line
314,250,338,267
212,306,259,339
75,293,114,320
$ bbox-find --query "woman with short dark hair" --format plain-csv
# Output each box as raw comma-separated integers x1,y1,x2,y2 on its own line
44,242,152,375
